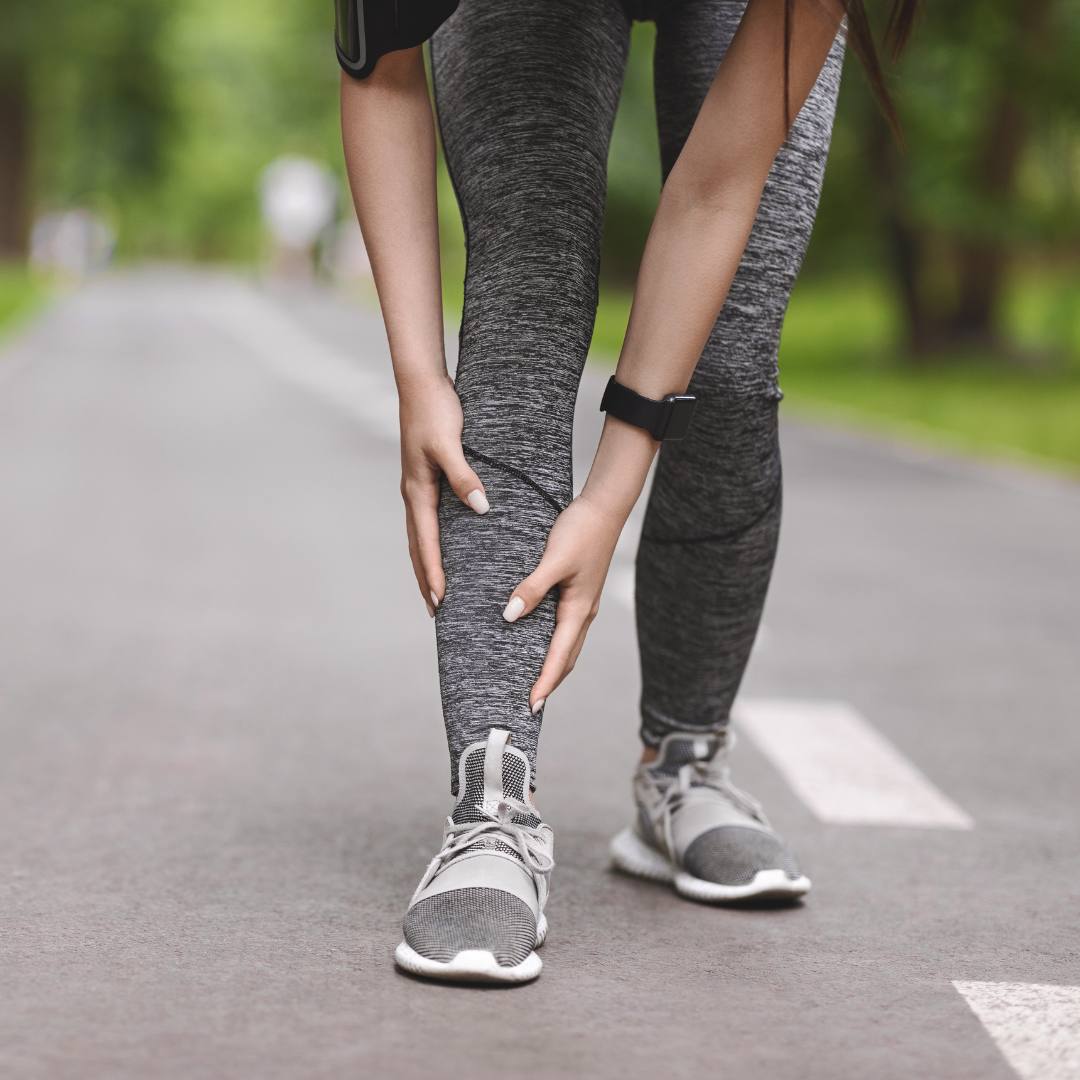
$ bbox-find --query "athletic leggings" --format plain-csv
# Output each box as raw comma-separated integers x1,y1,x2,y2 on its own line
430,0,844,792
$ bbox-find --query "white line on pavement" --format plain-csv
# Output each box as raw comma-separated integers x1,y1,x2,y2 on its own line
953,981,1080,1080
735,698,973,828
203,281,400,441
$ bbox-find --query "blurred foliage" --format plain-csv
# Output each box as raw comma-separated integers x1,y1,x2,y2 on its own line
7,0,340,261
592,271,1080,469
0,264,47,337
599,9,1080,356
777,275,1080,470
2,0,1078,463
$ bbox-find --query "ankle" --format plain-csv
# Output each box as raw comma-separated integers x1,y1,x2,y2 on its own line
640,745,659,765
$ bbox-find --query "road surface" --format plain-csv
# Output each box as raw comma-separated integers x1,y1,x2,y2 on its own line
2,268,1078,1080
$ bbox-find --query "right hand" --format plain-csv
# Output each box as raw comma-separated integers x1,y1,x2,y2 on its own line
398,373,488,616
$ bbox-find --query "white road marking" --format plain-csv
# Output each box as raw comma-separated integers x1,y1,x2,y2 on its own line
953,981,1080,1080
735,698,973,828
202,281,400,440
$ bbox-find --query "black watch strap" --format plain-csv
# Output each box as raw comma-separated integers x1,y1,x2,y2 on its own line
599,376,697,441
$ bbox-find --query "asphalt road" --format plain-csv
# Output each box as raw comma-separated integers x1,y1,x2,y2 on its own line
2,268,1078,1080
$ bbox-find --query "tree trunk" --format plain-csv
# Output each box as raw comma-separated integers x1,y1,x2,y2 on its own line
876,0,1051,361
868,115,937,354
0,64,31,260
949,88,1031,350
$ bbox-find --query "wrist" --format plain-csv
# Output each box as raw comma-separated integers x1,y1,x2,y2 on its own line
578,483,634,527
580,417,659,523
394,363,451,399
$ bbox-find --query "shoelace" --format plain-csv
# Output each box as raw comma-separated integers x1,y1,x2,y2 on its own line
411,798,554,906
649,752,769,857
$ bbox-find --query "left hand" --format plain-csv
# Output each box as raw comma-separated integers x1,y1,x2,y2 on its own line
502,493,627,712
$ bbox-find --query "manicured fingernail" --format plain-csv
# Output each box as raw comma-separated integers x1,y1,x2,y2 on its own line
430,590,440,609
531,698,545,714
502,596,525,623
467,489,490,514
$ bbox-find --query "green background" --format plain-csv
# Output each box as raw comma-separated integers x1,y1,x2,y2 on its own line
2,1,1078,468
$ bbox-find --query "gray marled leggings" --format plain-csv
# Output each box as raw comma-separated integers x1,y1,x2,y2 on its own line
430,0,843,792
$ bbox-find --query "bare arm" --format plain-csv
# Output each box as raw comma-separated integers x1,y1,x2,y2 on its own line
510,0,846,707
582,0,846,520
340,49,444,390
341,50,487,617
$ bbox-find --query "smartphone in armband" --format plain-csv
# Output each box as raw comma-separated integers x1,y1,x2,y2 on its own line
335,0,460,81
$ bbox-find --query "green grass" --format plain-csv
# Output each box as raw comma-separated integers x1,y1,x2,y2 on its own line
588,273,1080,474
0,265,48,339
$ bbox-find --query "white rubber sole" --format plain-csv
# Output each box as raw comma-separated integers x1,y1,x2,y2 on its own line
610,827,811,904
393,914,547,985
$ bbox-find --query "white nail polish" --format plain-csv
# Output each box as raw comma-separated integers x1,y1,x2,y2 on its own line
531,698,545,714
430,590,440,609
467,489,490,515
502,596,525,623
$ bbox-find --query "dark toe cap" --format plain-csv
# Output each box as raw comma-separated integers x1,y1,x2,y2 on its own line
682,825,801,886
403,887,537,967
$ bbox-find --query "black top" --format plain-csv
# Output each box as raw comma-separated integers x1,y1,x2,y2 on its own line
335,0,459,79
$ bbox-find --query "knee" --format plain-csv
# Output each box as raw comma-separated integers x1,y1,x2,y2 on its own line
645,396,782,543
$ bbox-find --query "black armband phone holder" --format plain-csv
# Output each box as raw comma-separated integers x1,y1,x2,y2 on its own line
335,0,460,80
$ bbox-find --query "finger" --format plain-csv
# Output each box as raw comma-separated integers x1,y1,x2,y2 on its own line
404,509,436,617
531,600,597,708
529,604,590,710
402,470,444,605
564,623,590,676
502,559,561,623
411,494,446,609
436,443,489,514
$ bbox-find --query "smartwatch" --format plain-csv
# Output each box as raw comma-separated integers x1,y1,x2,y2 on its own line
599,376,698,441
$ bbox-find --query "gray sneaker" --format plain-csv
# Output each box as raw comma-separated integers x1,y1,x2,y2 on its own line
610,731,810,903
395,728,554,984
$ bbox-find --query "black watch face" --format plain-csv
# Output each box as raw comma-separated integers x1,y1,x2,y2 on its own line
334,0,367,67
663,397,697,441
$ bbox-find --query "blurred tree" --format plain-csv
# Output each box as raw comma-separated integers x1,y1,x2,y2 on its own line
605,4,1080,362
152,0,339,260
853,0,1079,358
2,0,177,259
0,8,38,257
0,61,30,257
6,0,1077,327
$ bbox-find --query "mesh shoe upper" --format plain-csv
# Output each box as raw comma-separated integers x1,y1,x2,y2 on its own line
402,888,538,967
682,824,802,885
450,736,542,862
401,729,553,968
634,731,802,885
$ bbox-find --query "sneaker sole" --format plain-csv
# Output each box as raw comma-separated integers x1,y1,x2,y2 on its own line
393,915,547,985
609,827,811,904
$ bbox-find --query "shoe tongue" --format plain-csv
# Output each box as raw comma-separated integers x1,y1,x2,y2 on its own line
650,733,722,777
452,729,537,827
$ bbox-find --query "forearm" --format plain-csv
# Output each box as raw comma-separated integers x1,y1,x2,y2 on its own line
340,50,446,393
582,0,844,523
579,181,765,523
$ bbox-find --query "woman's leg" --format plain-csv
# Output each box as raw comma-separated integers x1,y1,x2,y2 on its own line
430,0,630,790
635,0,845,745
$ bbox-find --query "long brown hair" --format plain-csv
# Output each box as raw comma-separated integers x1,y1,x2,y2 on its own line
784,0,919,137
